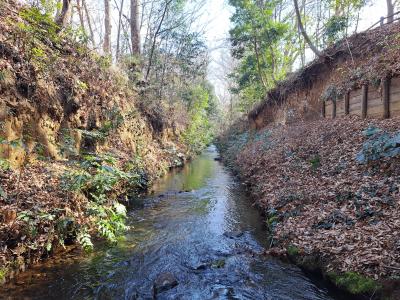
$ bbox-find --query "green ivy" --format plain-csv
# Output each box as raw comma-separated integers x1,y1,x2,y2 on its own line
357,127,400,163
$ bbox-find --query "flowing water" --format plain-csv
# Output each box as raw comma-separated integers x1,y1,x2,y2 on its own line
1,146,348,300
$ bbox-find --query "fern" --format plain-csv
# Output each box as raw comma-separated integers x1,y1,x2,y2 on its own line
77,230,93,251
97,220,117,243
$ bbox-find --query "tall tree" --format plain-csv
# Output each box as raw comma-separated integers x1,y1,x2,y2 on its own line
55,0,72,29
104,0,111,54
293,0,322,57
130,0,141,55
76,0,87,37
145,0,173,80
82,0,95,45
115,0,125,60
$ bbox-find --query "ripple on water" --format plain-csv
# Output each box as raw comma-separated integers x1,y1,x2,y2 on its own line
1,146,350,300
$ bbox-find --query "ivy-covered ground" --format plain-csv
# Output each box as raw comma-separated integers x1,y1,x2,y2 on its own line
218,116,400,296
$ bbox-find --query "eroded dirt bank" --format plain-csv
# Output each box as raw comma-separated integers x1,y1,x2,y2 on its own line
217,116,400,299
0,0,189,282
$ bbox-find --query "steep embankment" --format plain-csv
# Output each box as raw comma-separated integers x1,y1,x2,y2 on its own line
0,1,188,282
218,117,400,298
248,21,400,128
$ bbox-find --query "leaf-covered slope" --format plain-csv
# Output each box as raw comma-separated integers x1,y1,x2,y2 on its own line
219,116,400,281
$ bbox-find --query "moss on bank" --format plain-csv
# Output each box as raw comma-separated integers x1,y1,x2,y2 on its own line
327,272,381,295
285,246,382,297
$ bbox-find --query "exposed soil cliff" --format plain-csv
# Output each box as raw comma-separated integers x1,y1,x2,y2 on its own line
249,21,400,128
0,0,189,282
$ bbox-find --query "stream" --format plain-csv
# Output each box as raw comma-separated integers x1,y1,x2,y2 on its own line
1,146,349,300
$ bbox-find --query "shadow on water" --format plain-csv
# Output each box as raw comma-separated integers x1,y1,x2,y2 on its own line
1,146,351,300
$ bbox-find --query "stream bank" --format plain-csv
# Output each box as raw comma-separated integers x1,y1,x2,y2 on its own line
216,116,400,300
0,146,351,299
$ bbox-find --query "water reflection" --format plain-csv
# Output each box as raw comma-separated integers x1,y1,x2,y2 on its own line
1,146,347,300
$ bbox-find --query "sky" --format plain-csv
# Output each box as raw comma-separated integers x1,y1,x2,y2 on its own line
197,0,389,103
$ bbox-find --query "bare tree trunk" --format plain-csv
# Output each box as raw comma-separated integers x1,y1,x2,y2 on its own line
145,0,173,81
76,0,87,37
387,0,394,23
55,0,62,19
82,0,95,46
130,0,141,55
122,19,133,54
103,0,111,54
293,0,323,58
115,0,125,60
55,0,72,29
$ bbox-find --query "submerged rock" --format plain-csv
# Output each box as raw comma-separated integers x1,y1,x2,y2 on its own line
211,259,226,269
153,272,178,295
223,230,244,239
189,262,209,270
211,286,235,298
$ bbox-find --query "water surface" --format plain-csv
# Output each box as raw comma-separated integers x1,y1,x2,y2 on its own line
2,146,345,299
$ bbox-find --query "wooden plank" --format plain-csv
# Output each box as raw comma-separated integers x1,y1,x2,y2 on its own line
391,89,400,116
390,77,400,117
336,98,345,117
368,98,383,108
349,89,362,116
383,77,390,118
332,100,337,118
344,92,350,115
368,105,384,117
390,77,400,93
325,102,333,118
351,88,363,97
362,84,368,118
368,87,380,101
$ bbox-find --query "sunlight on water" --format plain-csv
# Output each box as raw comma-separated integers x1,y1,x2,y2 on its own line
1,146,351,300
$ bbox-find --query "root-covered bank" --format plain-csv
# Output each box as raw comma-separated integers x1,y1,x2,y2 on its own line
217,116,400,299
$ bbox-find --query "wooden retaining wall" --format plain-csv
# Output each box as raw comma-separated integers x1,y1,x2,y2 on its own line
324,77,400,119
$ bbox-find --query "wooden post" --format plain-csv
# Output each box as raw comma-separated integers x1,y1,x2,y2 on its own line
383,77,390,119
322,101,326,118
332,100,336,119
362,84,368,118
344,91,350,115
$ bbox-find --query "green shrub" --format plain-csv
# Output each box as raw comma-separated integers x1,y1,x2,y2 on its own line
0,267,8,283
13,7,60,72
325,15,348,43
181,85,215,153
287,245,299,257
224,131,250,165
